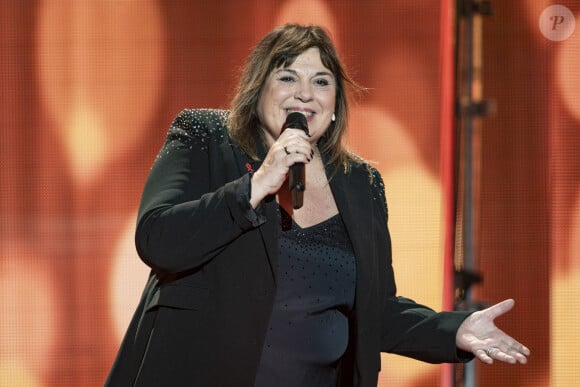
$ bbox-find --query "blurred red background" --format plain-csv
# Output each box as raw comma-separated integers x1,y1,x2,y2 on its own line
1,1,578,386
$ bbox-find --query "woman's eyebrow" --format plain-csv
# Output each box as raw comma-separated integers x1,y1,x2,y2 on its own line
276,68,334,77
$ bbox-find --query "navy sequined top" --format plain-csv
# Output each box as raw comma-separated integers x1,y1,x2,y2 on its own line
254,208,356,387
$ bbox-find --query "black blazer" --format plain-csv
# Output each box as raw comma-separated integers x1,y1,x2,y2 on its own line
105,109,471,387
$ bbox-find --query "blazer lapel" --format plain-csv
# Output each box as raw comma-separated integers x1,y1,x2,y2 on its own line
328,163,375,306
226,139,279,283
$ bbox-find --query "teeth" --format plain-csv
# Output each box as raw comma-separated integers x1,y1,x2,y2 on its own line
286,109,313,117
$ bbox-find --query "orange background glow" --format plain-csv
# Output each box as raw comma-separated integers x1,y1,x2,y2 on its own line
1,1,578,386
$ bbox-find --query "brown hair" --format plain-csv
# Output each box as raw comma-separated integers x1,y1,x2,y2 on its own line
227,24,364,171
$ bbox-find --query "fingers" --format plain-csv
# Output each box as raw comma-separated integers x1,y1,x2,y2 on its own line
507,340,531,361
281,143,313,162
482,347,518,365
250,130,313,202
278,128,313,162
477,346,509,365
506,345,530,364
477,340,530,365
478,347,529,365
477,348,494,365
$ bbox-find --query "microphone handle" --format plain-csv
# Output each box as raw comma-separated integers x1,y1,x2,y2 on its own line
289,162,305,209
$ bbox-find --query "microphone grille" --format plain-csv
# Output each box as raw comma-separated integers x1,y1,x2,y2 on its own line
282,112,308,133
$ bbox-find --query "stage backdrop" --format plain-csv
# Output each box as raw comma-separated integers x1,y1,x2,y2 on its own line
0,1,577,386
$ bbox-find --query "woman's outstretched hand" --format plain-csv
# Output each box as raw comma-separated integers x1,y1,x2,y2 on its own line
456,299,531,364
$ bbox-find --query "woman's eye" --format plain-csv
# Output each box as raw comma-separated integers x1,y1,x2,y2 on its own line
315,78,330,86
279,76,295,82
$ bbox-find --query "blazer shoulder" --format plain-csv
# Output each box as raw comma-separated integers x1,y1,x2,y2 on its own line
166,108,231,149
347,157,388,213
347,157,385,191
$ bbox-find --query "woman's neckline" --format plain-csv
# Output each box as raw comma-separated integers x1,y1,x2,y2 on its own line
278,205,340,231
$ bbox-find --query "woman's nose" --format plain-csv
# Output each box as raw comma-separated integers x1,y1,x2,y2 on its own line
294,81,313,102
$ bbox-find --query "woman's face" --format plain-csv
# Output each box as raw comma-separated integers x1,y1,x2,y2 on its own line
257,47,337,146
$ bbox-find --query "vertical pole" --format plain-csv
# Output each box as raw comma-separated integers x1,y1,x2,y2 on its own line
456,1,491,386
439,0,457,384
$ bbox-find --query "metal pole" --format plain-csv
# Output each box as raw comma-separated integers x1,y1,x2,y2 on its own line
454,1,494,386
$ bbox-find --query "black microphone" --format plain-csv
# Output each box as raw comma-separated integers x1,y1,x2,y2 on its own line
282,112,309,209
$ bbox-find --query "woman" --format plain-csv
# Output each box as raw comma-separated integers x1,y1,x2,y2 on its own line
106,24,529,387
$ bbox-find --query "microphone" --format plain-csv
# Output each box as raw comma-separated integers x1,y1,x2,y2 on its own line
282,112,309,209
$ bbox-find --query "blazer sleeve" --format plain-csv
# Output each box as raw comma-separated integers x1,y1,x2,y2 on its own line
381,297,474,363
369,167,474,363
135,109,265,274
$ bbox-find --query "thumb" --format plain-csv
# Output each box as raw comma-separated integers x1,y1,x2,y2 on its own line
484,298,515,320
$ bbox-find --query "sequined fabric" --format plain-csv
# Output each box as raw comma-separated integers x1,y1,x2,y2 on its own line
254,209,356,387
159,108,229,157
